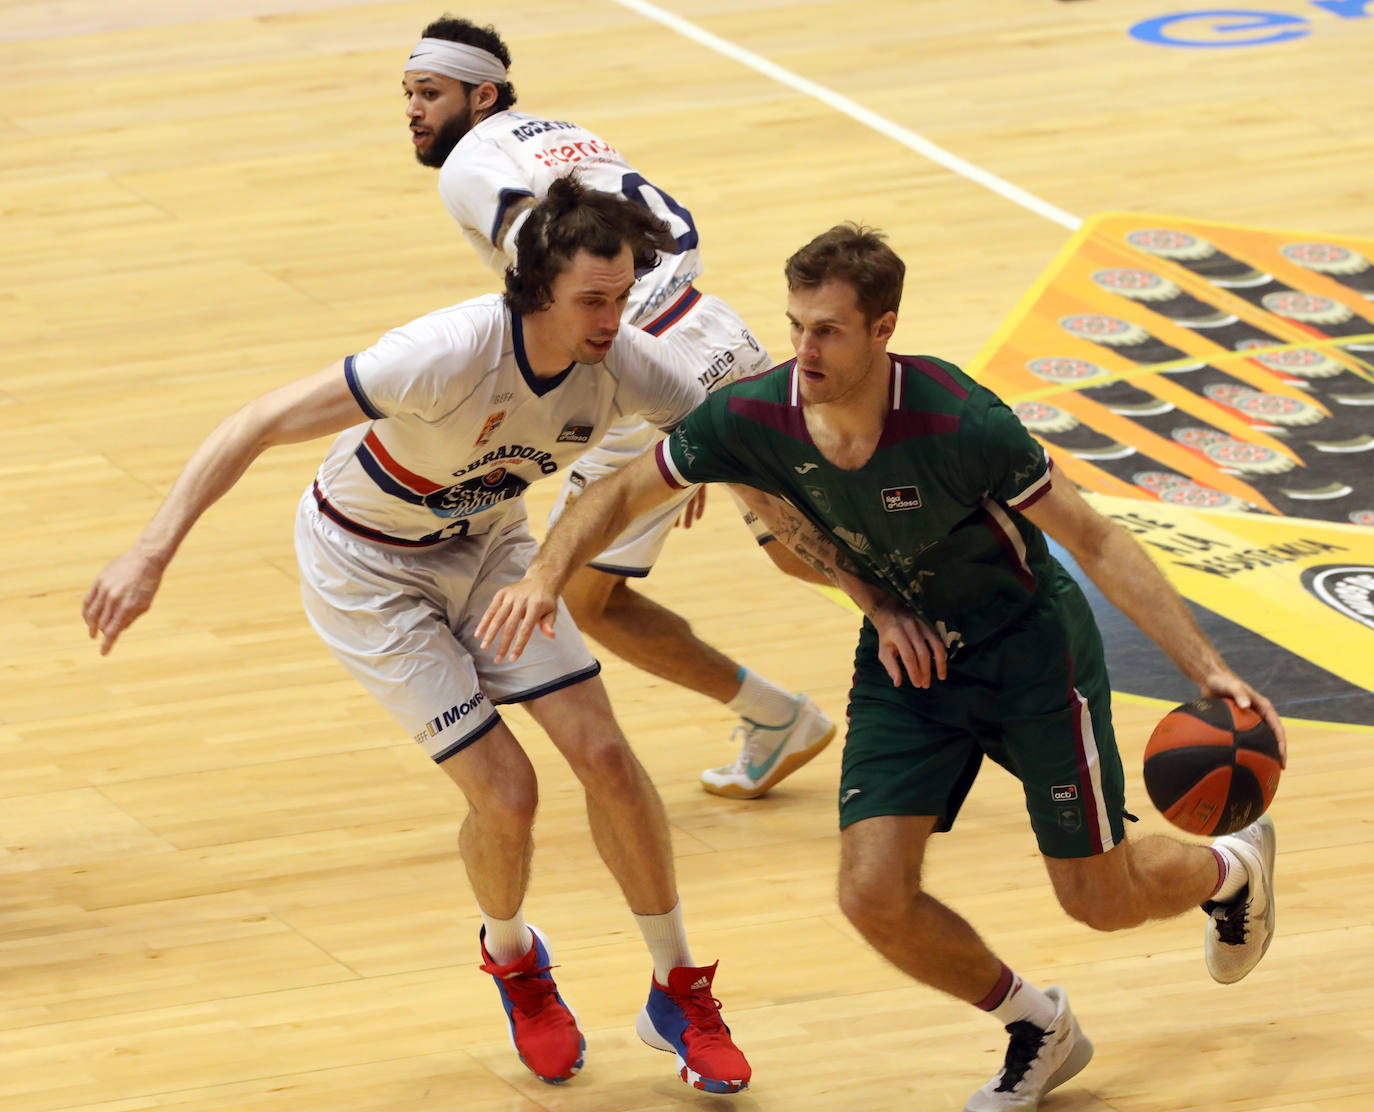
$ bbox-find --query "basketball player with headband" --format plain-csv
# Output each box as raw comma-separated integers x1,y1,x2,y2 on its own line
401,17,837,802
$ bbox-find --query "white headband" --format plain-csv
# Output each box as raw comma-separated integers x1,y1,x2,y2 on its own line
404,38,508,85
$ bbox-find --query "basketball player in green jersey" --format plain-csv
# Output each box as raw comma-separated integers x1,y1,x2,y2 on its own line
477,224,1288,1112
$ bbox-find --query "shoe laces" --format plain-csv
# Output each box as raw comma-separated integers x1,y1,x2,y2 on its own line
1210,884,1251,945
995,1020,1051,1092
480,958,560,1016
674,981,729,1039
729,709,797,768
726,721,766,770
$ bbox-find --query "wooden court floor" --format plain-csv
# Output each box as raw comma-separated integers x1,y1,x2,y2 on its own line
2,2,1372,1109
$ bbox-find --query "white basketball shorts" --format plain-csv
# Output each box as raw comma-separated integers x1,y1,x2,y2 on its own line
294,490,600,763
547,290,776,576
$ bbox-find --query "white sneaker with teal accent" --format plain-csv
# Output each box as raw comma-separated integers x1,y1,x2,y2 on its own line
700,694,836,799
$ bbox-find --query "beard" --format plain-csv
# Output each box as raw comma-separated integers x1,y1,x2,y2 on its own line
414,105,472,168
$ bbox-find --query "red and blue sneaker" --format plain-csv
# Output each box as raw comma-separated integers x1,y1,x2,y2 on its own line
479,925,585,1084
635,961,750,1093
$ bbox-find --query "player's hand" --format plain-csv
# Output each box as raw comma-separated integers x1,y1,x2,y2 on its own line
1198,670,1287,766
82,548,166,655
867,596,948,689
675,486,707,529
476,575,560,663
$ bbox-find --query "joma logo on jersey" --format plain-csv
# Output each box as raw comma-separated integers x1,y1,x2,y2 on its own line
881,486,922,511
414,692,487,743
556,422,593,444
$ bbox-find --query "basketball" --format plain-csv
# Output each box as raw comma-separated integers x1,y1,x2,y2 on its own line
1142,696,1282,837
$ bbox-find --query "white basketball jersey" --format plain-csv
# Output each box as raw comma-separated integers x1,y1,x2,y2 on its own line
312,293,704,546
437,110,702,327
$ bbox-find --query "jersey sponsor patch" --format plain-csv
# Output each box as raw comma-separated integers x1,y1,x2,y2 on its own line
474,411,505,447
423,467,529,518
556,422,593,444
881,485,923,511
413,691,487,744
1052,784,1080,802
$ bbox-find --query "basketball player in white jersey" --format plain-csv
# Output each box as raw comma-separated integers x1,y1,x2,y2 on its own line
83,180,752,1095
401,16,835,800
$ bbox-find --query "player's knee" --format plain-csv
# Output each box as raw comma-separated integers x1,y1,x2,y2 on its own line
471,776,539,836
838,867,914,938
563,730,639,791
561,570,617,628
1054,881,1143,932
562,586,606,628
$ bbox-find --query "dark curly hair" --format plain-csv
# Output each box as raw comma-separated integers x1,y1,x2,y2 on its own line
504,175,677,315
421,15,518,111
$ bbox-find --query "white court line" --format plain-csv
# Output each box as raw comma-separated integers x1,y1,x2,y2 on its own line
612,0,1083,231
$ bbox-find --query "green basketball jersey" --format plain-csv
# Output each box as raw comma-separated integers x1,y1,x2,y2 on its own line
656,354,1061,652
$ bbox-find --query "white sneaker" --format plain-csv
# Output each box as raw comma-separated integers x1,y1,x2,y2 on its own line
964,986,1093,1112
700,694,836,799
1204,815,1277,984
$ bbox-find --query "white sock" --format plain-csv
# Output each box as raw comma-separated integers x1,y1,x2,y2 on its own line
1209,845,1248,902
634,899,694,983
977,965,1057,1030
727,667,798,727
480,907,533,965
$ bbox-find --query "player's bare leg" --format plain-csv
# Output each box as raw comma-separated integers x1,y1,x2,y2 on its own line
525,675,678,913
562,565,742,701
839,815,1006,1001
841,816,1093,1111
440,721,585,1084
438,720,540,916
562,565,835,798
1042,834,1221,930
527,676,752,1092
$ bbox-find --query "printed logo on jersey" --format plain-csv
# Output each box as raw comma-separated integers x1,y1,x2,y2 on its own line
556,422,593,444
806,486,831,514
474,411,506,448
530,137,619,169
1052,784,1080,803
568,470,587,489
1302,564,1374,631
1057,805,1083,833
413,692,487,744
795,462,820,474
881,485,923,511
698,349,736,389
452,443,559,478
423,468,530,519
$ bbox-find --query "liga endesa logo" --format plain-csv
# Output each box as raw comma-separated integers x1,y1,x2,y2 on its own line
1303,564,1374,631
1131,3,1371,48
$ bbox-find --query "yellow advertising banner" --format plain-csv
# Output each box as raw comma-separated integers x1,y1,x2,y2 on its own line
966,213,1374,721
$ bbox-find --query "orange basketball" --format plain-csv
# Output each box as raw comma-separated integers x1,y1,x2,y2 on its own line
1142,696,1281,837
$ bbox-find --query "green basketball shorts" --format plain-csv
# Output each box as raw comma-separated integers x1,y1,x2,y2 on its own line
839,576,1129,859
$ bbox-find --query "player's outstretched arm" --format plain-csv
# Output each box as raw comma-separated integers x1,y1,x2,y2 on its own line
82,361,367,655
477,448,677,662
732,487,947,689
1022,479,1287,760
